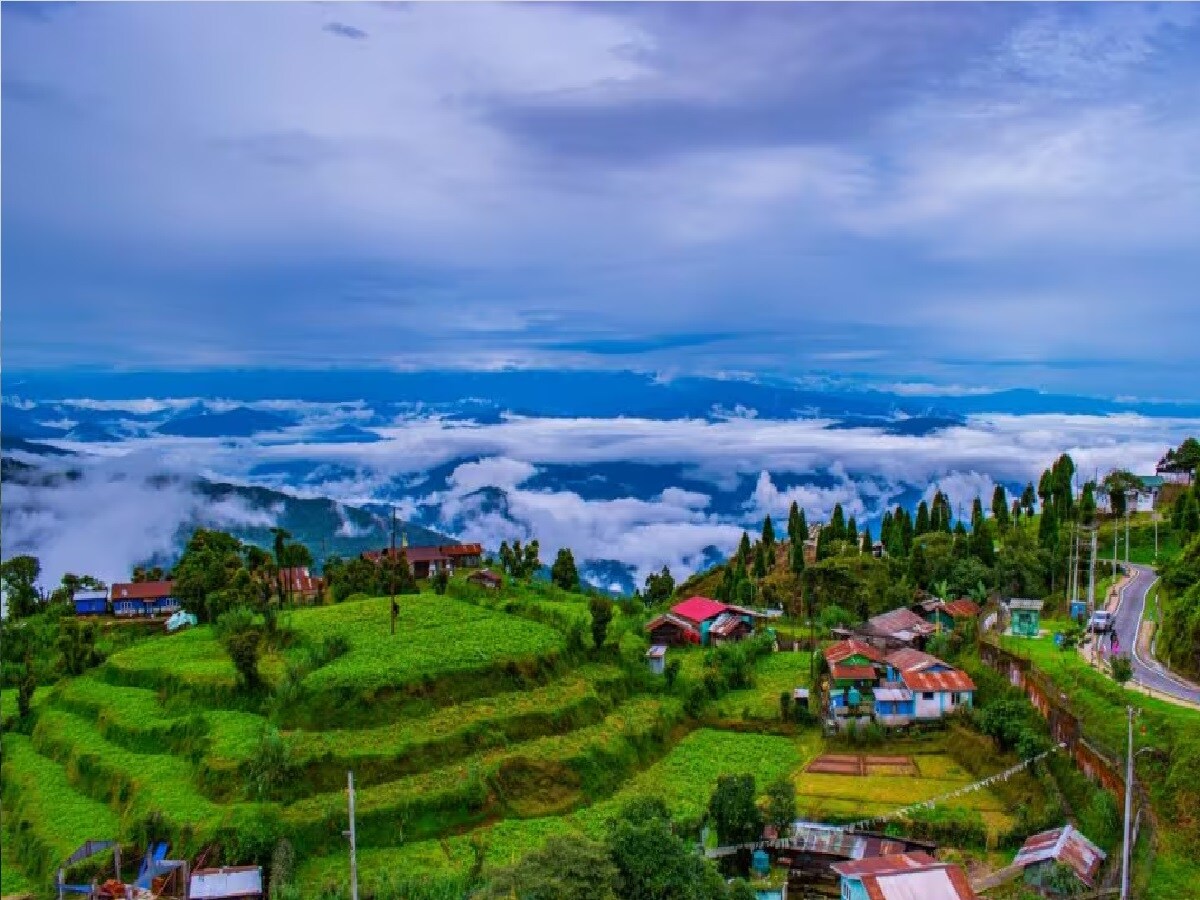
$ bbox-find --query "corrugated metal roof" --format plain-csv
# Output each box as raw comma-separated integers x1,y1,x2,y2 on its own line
831,663,879,681
1012,825,1105,886
874,687,913,702
864,866,976,900
646,645,667,659
868,608,935,638
1008,597,1044,611
825,639,886,665
832,852,939,877
189,867,262,899
899,668,976,693
110,580,174,600
886,648,943,672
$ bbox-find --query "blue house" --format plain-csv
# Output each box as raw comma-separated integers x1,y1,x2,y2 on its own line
73,590,109,616
110,580,178,617
885,648,976,721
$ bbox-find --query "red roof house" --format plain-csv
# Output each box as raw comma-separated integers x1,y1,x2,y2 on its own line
671,596,729,625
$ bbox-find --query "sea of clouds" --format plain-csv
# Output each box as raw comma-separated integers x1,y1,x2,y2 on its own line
4,397,1198,591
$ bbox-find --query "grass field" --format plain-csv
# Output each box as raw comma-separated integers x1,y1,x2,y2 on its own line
711,651,814,721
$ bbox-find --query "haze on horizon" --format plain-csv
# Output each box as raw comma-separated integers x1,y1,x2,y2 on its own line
3,2,1200,400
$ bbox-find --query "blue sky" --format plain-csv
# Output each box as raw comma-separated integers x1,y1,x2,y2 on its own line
4,2,1200,397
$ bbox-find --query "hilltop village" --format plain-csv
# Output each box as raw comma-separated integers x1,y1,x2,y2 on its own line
2,441,1200,900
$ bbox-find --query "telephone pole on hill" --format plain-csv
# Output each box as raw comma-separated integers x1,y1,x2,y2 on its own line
345,771,359,900
1121,707,1134,900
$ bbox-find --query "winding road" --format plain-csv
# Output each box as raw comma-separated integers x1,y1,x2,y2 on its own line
1110,563,1200,704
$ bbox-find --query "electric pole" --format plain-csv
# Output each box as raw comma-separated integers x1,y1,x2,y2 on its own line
1125,507,1131,565
1121,707,1133,900
389,508,398,636
346,771,359,900
1087,526,1097,621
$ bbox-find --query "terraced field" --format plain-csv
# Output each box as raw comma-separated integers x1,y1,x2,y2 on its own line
2,587,1044,898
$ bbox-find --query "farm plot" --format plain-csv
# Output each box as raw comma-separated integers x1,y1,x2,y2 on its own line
294,596,565,696
103,625,286,696
711,651,814,721
794,751,1014,835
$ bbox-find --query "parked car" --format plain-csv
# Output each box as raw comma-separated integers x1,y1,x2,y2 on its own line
1089,610,1113,634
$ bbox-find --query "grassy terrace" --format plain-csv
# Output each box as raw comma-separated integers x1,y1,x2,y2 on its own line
0,734,122,881
997,622,1200,899
710,650,814,721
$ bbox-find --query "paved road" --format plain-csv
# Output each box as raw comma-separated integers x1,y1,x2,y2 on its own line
1110,563,1200,704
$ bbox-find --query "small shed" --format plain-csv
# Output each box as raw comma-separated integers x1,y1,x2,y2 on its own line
645,644,667,675
1008,598,1045,637
189,866,263,900
467,568,503,590
1013,825,1106,894
73,590,108,616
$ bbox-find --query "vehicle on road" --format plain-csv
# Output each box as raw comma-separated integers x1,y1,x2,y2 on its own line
1089,610,1113,634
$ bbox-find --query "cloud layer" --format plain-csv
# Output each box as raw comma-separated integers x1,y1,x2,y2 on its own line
3,4,1200,394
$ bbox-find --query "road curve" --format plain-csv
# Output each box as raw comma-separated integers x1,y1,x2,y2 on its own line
1111,563,1200,704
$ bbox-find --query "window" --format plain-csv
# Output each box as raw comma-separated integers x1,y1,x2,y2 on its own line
922,692,934,700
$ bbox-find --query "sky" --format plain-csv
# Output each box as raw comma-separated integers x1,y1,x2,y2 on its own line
4,2,1200,397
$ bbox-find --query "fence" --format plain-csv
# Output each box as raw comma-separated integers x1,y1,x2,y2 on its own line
978,639,1157,890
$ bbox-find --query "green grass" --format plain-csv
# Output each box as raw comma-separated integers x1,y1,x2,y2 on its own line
710,651,814,721
104,625,285,696
0,733,121,881
30,707,245,835
0,686,49,723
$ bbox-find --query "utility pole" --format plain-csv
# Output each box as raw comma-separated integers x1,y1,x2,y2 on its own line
1087,526,1097,618
345,771,359,900
389,508,398,636
1113,508,1120,577
1125,508,1131,565
1121,707,1134,900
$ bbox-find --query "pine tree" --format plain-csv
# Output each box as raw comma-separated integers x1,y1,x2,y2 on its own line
790,539,805,576
1038,502,1058,551
845,516,858,550
787,502,803,545
830,504,846,542
753,542,767,579
1079,482,1097,526
762,516,775,548
1012,499,1022,522
860,526,872,555
737,532,752,565
971,496,985,531
992,484,1010,527
915,501,931,535
1021,482,1036,516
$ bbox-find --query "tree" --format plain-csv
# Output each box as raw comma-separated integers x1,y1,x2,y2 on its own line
992,485,1010,528
173,528,247,622
1109,653,1133,689
860,525,872,555
787,502,806,546
218,608,263,690
552,548,581,592
589,596,614,649
790,539,806,577
57,620,103,676
484,835,619,900
752,543,767,580
432,566,449,595
915,501,931,536
1021,482,1037,517
707,774,762,846
523,540,542,578
16,652,37,719
644,566,675,607
663,658,681,689
1079,481,1097,526
605,797,721,900
761,515,775,549
737,532,752,566
845,516,858,551
764,776,796,836
829,504,846,542
1102,471,1142,517
1,555,42,619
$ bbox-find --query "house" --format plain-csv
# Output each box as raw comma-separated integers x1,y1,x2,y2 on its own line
885,648,975,720
277,567,323,601
645,597,754,646
364,542,484,579
109,580,179,617
646,644,667,675
1008,598,1044,637
443,543,484,567
72,590,109,616
188,866,263,900
824,640,885,724
1012,825,1106,894
1132,475,1164,513
832,853,977,900
467,568,503,590
915,598,980,632
865,607,936,646
1156,460,1195,486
